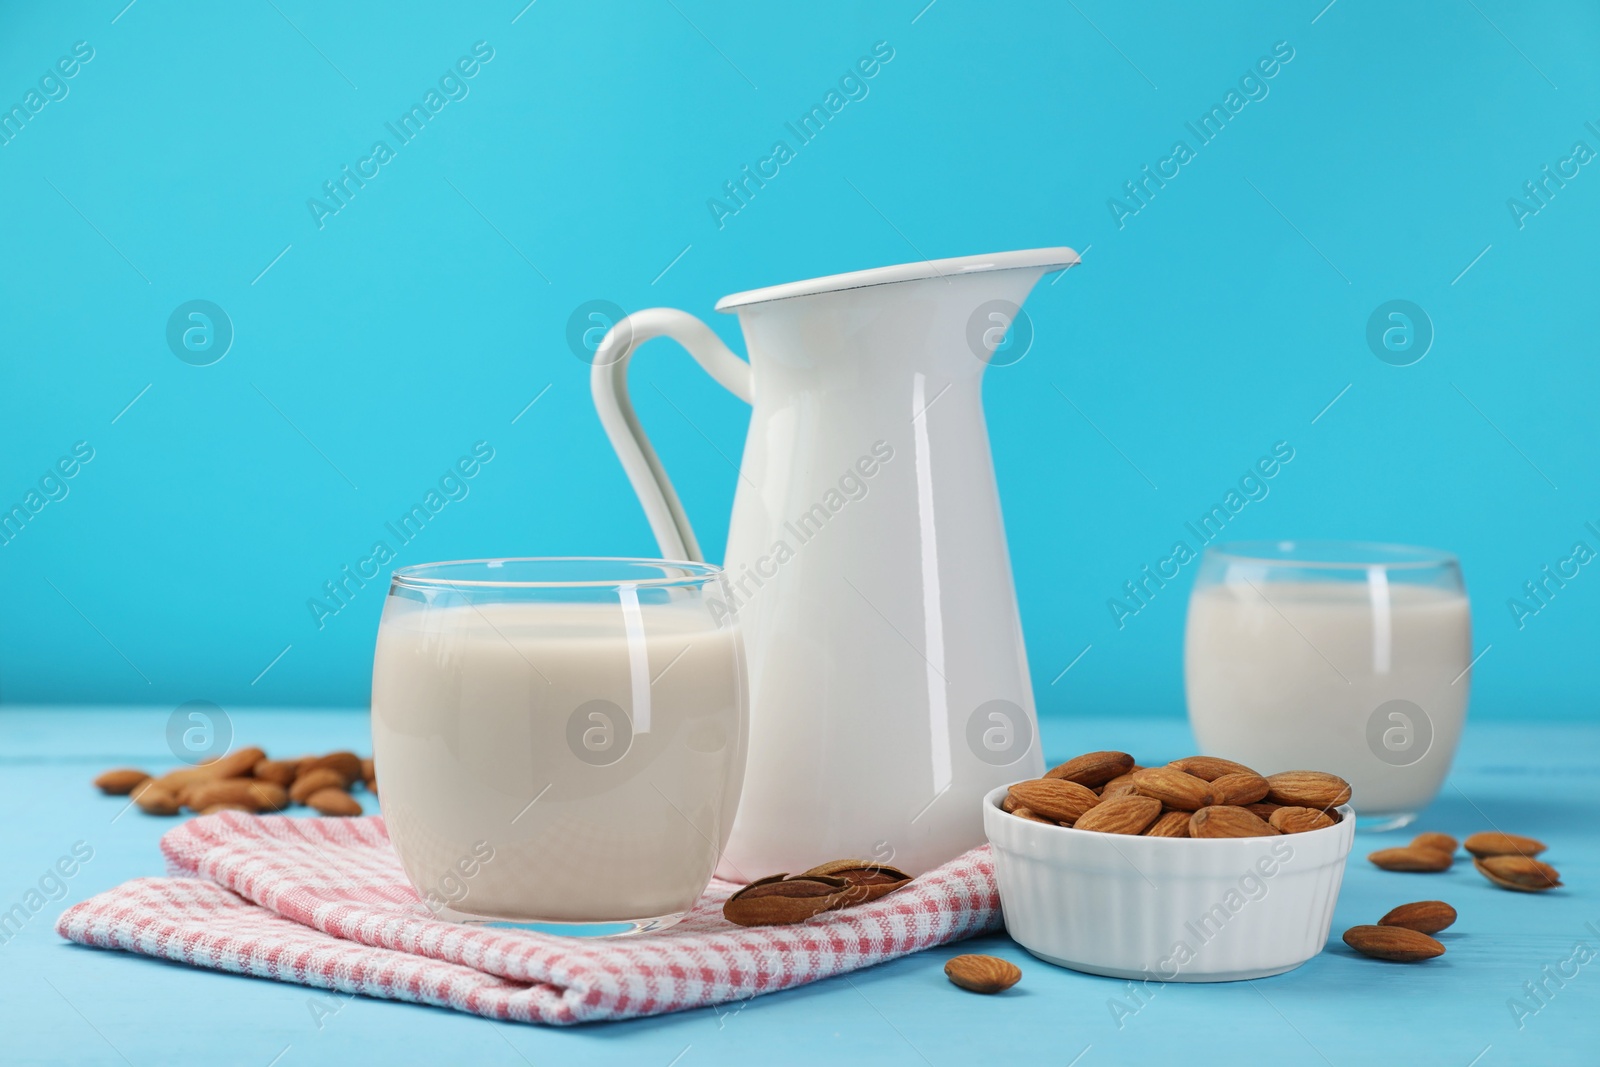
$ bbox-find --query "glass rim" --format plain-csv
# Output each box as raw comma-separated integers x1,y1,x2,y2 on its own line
389,556,725,590
1204,540,1458,571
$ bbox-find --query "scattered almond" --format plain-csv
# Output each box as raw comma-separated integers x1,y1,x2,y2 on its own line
307,788,363,817
301,751,362,787
185,779,289,814
96,746,377,819
1189,805,1278,839
131,780,181,816
1410,832,1458,858
1475,855,1562,892
1343,925,1445,962
290,767,348,805
1269,806,1337,834
1007,779,1100,824
1208,772,1270,807
1265,771,1352,810
944,954,1021,994
800,860,913,904
252,758,301,787
723,875,848,926
1368,847,1453,873
148,765,220,795
1073,795,1162,835
722,859,914,926
190,746,269,781
1144,810,1191,838
1379,900,1457,934
1130,767,1214,811
93,769,150,795
1043,750,1134,787
1168,755,1260,781
1464,832,1546,859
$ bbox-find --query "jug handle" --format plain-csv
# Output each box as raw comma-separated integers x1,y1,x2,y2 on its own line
590,308,753,562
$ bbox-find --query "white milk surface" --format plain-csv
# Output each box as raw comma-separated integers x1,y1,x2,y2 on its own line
1185,580,1471,813
372,598,746,922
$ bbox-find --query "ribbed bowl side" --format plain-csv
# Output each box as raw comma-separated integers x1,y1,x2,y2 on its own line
984,790,1354,982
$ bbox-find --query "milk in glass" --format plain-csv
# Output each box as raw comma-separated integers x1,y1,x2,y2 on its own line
1185,580,1470,815
372,596,746,923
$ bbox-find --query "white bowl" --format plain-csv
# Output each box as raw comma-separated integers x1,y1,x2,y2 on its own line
983,785,1354,982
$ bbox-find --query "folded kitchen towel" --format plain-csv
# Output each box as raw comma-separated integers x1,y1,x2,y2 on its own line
56,813,1001,1024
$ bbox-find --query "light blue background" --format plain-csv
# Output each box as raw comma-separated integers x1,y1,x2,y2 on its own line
2,0,1596,719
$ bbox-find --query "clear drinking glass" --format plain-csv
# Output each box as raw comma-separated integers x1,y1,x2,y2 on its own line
370,558,748,934
1184,541,1471,832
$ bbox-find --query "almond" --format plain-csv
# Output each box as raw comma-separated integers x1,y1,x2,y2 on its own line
142,747,267,797
1000,793,1020,813
307,788,363,817
198,746,269,780
1043,750,1135,787
1269,806,1336,834
799,860,912,904
1368,847,1452,872
360,758,375,789
1463,832,1546,859
301,751,363,787
1379,900,1457,934
93,768,150,795
1342,925,1445,962
1073,795,1162,835
1009,807,1056,825
1007,779,1100,824
1167,755,1260,781
1265,771,1352,809
256,781,292,811
252,758,301,787
944,954,1021,994
1208,772,1270,806
289,767,348,805
1100,774,1141,799
1189,805,1278,838
1410,832,1458,857
1130,767,1214,811
1144,810,1191,838
1244,802,1284,821
131,780,181,816
149,766,221,794
185,779,289,813
723,875,851,926
200,803,253,815
1474,855,1562,892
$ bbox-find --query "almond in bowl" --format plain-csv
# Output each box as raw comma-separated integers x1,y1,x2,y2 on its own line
983,751,1355,982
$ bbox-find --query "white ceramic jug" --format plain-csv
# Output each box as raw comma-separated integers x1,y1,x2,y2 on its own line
591,248,1078,876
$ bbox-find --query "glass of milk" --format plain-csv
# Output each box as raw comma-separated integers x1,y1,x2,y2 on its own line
371,558,748,933
1184,541,1471,831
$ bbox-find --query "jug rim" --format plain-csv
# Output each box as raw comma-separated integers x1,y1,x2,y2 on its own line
713,246,1079,312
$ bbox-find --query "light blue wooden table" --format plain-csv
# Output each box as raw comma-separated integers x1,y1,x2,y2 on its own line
1,707,1593,1066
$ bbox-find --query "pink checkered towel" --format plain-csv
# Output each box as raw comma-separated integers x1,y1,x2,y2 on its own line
56,814,1000,1024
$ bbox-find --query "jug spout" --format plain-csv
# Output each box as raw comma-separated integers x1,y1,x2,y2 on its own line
715,247,1079,378
715,247,1080,313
